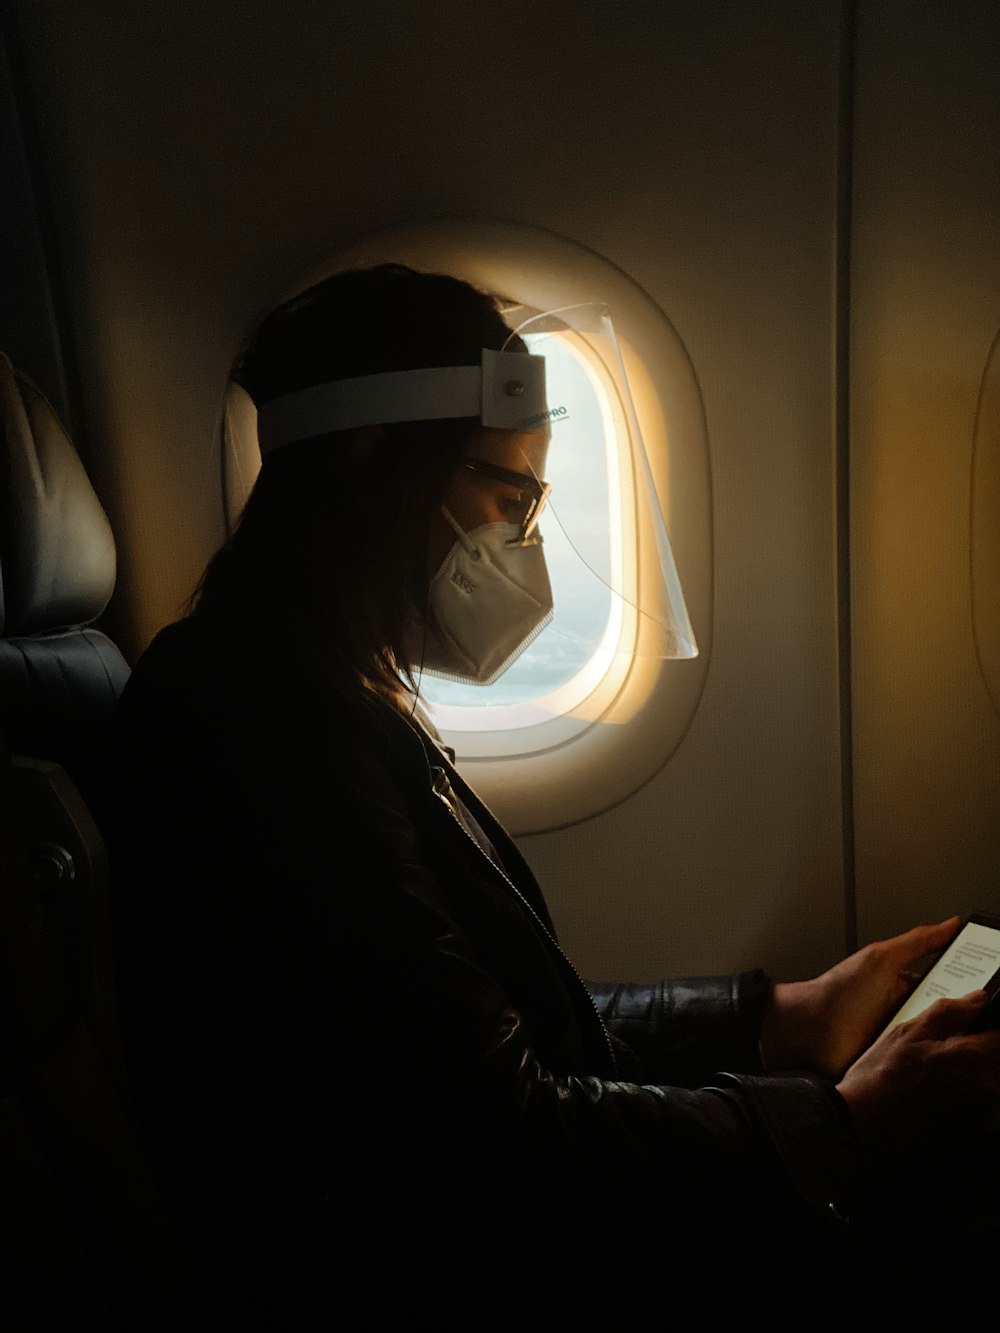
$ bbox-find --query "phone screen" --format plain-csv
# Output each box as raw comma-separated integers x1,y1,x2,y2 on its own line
880,915,1000,1037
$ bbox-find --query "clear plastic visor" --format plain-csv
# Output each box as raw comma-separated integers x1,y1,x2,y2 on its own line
466,301,696,665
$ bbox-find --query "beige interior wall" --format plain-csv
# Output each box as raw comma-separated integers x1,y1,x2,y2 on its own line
16,1,849,981
851,3,1000,942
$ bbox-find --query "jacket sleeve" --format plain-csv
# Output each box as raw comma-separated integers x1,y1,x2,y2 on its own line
586,972,770,1087
587,973,865,1229
333,855,863,1234
245,706,866,1239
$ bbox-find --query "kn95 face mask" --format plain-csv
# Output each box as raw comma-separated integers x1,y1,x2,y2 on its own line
420,510,553,686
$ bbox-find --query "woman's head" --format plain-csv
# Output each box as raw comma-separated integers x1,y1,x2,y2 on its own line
197,264,529,701
233,264,516,407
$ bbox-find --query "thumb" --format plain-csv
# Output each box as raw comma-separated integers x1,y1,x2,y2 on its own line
910,990,987,1038
888,916,961,968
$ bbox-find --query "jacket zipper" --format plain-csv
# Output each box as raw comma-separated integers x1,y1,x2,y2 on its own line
429,769,619,1077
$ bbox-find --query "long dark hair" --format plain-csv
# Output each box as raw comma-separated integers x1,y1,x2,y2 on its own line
193,264,516,705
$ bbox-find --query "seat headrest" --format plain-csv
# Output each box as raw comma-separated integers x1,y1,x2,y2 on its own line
0,354,116,637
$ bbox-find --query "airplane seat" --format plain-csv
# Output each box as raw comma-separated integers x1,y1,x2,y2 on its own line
0,351,130,816
0,353,206,1327
0,349,132,1074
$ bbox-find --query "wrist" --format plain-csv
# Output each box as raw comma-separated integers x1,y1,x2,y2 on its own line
759,979,828,1076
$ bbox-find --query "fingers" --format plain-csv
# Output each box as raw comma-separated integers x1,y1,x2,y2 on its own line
882,916,961,967
910,990,988,1038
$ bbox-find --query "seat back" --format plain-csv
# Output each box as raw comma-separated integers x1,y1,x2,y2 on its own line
0,352,130,810
0,354,205,1326
0,349,130,1080
0,733,205,1328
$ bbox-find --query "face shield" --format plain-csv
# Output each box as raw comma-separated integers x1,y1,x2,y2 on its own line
479,301,697,668
256,299,696,687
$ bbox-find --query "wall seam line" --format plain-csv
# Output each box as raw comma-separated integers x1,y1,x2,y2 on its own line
836,0,858,954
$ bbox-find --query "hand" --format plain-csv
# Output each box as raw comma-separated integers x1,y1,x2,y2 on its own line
759,916,961,1079
837,990,1000,1155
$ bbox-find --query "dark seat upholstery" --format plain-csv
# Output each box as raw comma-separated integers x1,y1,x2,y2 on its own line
0,352,130,811
0,353,204,1327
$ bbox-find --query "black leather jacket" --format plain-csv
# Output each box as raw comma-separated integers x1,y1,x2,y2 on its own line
106,615,864,1325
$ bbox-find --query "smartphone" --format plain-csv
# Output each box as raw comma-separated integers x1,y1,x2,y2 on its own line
879,912,1000,1038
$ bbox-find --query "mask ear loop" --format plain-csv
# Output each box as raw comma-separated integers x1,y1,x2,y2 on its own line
440,506,479,556
408,509,474,722
407,577,433,720
407,639,424,721
407,510,457,720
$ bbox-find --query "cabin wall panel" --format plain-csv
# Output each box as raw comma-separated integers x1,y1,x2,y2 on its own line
851,3,1000,943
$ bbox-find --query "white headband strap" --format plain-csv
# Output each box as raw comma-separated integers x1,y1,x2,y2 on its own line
257,348,546,455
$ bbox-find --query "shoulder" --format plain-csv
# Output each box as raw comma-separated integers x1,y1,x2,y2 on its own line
117,615,233,713
116,613,431,797
120,614,342,727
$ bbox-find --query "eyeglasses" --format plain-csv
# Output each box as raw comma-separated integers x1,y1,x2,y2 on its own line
460,457,552,545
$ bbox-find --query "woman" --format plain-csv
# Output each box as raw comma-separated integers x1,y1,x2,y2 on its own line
107,265,1000,1326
